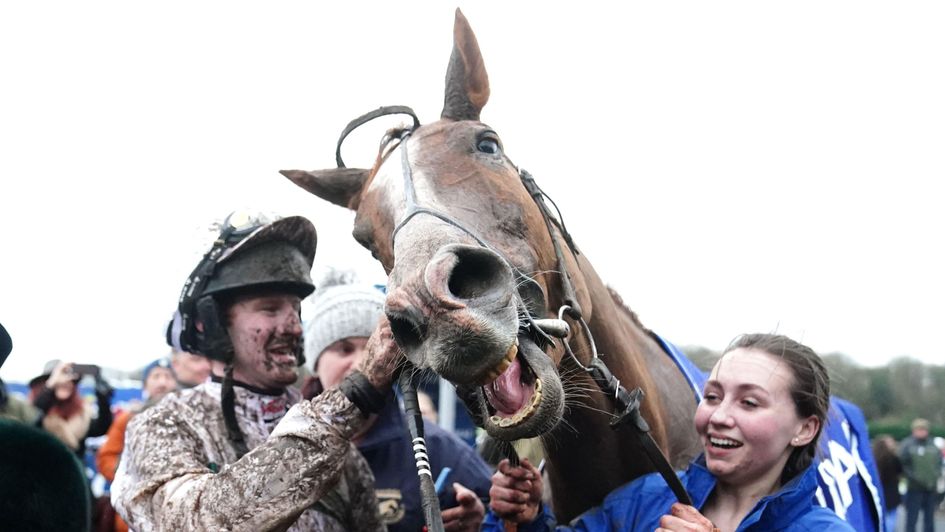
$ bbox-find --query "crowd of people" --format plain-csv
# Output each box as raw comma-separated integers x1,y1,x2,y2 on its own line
873,420,945,532
2,212,944,531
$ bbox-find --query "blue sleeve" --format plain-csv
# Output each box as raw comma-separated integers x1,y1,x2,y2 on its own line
483,477,655,532
791,507,857,531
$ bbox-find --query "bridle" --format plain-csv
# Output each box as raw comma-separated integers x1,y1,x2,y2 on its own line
334,105,637,376
331,106,693,529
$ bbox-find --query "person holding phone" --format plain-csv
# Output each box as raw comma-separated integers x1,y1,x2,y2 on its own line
28,359,113,459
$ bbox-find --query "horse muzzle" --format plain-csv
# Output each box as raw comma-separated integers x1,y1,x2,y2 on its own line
385,243,566,440
385,243,520,384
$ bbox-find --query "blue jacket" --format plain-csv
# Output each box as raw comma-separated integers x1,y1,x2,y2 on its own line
484,457,854,532
358,394,492,532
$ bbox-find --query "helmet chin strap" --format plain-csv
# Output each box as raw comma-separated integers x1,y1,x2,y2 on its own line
221,363,250,458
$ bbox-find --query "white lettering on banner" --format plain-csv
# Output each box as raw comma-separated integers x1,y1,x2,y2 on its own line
816,439,859,519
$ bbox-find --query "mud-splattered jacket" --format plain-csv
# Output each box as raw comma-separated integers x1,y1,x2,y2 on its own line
111,380,384,532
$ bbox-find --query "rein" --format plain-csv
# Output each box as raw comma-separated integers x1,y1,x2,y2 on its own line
332,107,693,527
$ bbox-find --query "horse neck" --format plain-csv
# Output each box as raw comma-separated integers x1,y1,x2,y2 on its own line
565,252,670,424
541,253,680,522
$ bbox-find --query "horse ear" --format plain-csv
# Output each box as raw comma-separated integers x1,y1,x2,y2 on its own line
441,8,490,121
279,168,369,210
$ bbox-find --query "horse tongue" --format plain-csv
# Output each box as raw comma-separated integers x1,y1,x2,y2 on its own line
483,357,526,416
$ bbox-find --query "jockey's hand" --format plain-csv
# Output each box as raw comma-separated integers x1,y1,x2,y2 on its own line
656,503,719,532
441,482,484,532
489,457,542,523
356,316,404,391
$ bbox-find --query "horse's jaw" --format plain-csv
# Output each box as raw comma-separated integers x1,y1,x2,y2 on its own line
458,334,565,441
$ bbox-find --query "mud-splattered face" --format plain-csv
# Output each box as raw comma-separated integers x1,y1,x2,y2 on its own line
226,293,303,390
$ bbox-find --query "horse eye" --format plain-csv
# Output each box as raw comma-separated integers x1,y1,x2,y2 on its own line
477,137,501,155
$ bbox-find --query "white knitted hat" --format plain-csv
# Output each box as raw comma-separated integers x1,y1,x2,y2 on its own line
303,283,386,372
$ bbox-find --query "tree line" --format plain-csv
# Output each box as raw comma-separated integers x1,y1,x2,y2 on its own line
683,346,945,441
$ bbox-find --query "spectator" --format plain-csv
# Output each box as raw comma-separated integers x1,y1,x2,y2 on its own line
169,348,211,388
486,333,854,531
0,321,36,424
1,344,38,422
111,212,401,531
0,321,91,531
900,418,942,532
873,434,903,532
28,359,113,459
304,277,492,532
0,377,37,423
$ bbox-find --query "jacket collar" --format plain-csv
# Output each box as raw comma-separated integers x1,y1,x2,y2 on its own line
687,455,820,529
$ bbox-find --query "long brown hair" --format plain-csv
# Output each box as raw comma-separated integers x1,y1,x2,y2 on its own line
29,379,84,419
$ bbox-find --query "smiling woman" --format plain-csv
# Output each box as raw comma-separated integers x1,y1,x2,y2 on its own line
486,333,854,532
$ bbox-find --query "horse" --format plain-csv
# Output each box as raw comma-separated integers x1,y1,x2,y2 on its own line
283,9,885,529
282,9,702,522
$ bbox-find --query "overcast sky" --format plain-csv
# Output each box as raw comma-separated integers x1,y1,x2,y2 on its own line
1,2,942,382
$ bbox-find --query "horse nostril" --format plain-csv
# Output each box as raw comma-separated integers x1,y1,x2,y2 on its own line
446,246,512,301
386,309,426,354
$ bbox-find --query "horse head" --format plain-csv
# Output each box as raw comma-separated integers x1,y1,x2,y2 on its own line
283,9,586,441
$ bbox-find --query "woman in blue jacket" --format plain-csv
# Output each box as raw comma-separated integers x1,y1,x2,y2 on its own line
486,333,855,532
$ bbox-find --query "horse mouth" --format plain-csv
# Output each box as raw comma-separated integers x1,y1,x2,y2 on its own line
480,338,542,428
469,334,563,439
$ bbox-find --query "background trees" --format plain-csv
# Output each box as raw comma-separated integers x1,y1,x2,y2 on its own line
683,346,944,439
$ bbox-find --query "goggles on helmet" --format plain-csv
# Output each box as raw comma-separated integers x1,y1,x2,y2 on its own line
167,211,288,355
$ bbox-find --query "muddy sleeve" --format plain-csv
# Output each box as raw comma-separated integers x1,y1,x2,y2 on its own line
344,444,386,531
115,388,365,532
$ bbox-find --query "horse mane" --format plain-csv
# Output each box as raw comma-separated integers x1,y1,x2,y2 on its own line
606,285,650,333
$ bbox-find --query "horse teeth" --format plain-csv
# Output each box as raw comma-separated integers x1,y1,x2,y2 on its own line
479,341,520,385
531,389,541,407
487,383,543,429
506,341,518,360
